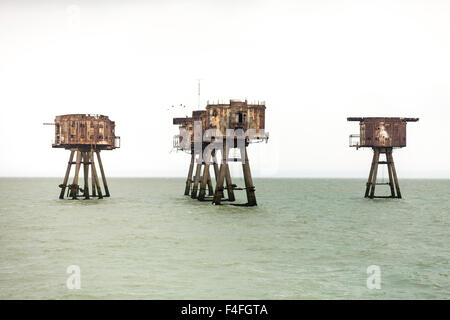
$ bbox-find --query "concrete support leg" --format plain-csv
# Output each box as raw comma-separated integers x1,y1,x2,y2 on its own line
388,150,402,199
365,149,377,198
212,152,220,196
96,150,110,197
90,151,103,199
207,173,214,196
191,158,202,199
198,153,211,201
59,150,75,199
212,155,219,181
213,165,226,205
221,144,235,202
241,146,257,206
224,163,235,202
70,151,82,199
184,153,195,196
83,151,90,199
369,149,380,199
213,147,228,205
91,162,97,197
386,149,396,197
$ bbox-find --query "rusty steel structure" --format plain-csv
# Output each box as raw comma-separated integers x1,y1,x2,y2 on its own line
48,114,120,200
348,117,419,199
173,100,268,206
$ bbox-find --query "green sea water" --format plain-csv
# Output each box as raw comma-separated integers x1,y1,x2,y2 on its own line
0,178,448,299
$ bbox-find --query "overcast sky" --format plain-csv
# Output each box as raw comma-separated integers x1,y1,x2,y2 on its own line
1,0,449,178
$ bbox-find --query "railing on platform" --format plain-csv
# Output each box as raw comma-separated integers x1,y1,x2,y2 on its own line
349,134,361,148
173,135,184,149
114,137,121,148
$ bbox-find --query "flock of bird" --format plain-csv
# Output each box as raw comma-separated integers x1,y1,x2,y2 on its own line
167,104,187,111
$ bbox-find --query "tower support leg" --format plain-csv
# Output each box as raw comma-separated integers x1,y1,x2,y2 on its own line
365,149,377,198
369,149,380,199
241,146,257,206
212,151,221,197
91,162,97,197
212,153,219,181
386,149,396,197
198,152,211,201
213,165,226,205
70,151,82,199
191,158,202,199
184,153,195,196
224,163,235,202
388,149,402,199
96,150,110,197
83,151,90,199
90,151,103,199
221,144,235,202
59,150,75,199
207,173,214,196
213,146,228,205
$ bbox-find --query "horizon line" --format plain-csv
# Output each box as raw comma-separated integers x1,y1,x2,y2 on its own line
1,176,449,180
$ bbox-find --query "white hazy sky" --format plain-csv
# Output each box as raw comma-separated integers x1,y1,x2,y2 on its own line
1,0,449,178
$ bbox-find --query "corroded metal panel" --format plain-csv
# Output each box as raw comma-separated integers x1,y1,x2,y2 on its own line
52,114,119,150
173,100,268,152
205,100,266,137
348,117,418,148
360,118,405,148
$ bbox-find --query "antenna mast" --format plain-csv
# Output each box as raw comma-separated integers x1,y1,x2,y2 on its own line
197,78,202,109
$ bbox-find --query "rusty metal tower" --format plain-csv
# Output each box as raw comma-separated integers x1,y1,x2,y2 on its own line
173,100,268,206
46,114,120,199
173,110,216,200
348,117,418,199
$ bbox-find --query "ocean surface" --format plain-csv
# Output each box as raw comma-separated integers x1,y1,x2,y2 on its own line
0,178,448,299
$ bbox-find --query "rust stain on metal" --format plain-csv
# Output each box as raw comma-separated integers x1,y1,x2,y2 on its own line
173,99,268,206
173,100,267,151
48,114,120,200
205,99,266,136
53,114,120,150
347,116,419,199
348,117,418,148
